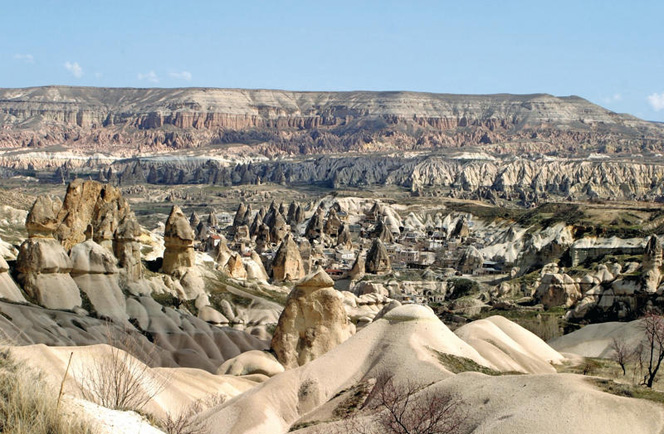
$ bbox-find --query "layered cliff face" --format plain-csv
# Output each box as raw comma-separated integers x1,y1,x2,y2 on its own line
1,86,662,154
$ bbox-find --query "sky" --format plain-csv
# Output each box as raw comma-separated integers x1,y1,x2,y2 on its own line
2,0,664,121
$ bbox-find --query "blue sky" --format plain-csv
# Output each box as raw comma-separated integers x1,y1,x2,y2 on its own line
3,0,664,121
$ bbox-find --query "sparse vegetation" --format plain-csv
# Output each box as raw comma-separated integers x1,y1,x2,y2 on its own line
0,348,95,434
75,331,168,412
639,313,664,388
346,373,467,434
589,378,664,405
160,394,226,434
432,350,508,376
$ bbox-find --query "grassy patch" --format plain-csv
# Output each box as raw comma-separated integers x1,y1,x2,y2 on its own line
589,378,664,405
332,380,374,419
432,349,510,376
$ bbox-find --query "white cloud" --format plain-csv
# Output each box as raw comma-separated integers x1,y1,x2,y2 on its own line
94,72,103,79
169,71,192,81
64,61,83,78
138,71,159,83
13,53,34,63
602,93,622,104
648,93,664,112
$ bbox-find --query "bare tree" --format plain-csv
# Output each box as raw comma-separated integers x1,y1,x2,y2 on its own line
640,313,664,388
610,337,631,376
76,330,168,411
348,373,466,434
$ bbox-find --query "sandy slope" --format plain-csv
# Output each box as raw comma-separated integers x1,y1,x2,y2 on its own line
197,306,586,434
455,315,565,374
548,320,644,358
9,344,260,419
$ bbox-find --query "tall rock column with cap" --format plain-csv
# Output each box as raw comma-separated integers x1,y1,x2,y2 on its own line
271,267,355,369
16,196,82,310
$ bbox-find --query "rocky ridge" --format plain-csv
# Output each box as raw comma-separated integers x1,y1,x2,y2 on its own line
1,86,662,155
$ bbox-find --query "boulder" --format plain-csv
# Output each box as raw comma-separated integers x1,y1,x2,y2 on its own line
271,268,354,368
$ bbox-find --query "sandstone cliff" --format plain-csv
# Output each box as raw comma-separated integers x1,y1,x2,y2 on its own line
1,86,662,155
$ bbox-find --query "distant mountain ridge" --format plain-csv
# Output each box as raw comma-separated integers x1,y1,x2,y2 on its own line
0,86,662,155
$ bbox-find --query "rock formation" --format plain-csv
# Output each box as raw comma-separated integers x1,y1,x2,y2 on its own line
1,87,662,159
162,205,196,274
54,179,132,251
271,234,306,282
337,223,352,249
225,252,248,280
535,273,582,309
305,209,324,244
70,239,127,323
271,268,354,369
0,256,26,303
162,205,204,299
16,238,82,310
25,195,61,238
457,246,484,274
642,235,662,293
113,213,143,281
365,238,391,274
349,249,366,281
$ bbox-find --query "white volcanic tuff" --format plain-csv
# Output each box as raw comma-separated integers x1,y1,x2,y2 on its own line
0,87,639,125
405,158,664,197
69,239,128,324
198,308,596,434
16,238,82,310
0,255,25,302
1,86,663,157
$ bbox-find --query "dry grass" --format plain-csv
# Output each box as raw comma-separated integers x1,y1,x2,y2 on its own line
76,332,168,412
0,348,95,434
159,393,226,434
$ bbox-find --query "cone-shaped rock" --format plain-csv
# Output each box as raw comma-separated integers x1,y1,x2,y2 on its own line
365,238,391,274
305,209,324,242
349,249,366,281
271,234,305,281
337,223,352,248
233,203,247,228
225,252,248,279
189,211,200,231
270,213,289,245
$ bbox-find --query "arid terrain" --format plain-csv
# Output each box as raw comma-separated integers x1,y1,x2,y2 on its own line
1,87,664,433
